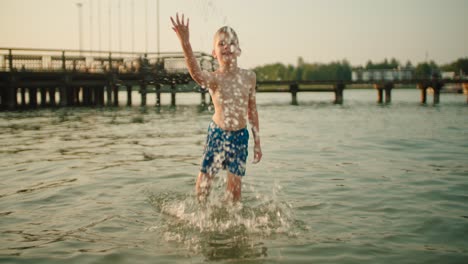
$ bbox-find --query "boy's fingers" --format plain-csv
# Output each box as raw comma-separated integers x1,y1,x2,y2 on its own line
182,14,184,24
176,13,180,25
170,17,176,27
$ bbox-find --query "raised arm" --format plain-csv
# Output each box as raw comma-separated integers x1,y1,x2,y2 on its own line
248,71,262,164
171,13,213,89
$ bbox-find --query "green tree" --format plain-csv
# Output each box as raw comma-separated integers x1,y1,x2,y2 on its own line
414,61,439,79
454,58,468,74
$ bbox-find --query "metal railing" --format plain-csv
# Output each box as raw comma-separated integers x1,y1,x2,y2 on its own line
0,48,215,74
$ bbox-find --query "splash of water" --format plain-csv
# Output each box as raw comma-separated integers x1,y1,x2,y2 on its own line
146,179,299,257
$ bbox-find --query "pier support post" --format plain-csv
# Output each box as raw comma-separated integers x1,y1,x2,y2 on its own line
289,83,299,105
40,87,47,106
93,86,103,106
83,87,91,106
49,87,57,106
374,84,384,103
432,78,443,104
141,83,147,106
112,84,119,107
334,82,345,104
29,87,37,107
171,84,176,107
59,85,68,107
59,86,68,107
6,74,18,109
433,87,440,104
20,88,26,107
6,86,17,109
417,83,427,104
69,87,77,106
60,77,69,107
384,83,393,103
75,87,81,106
374,83,392,103
126,85,132,106
106,85,112,106
201,90,207,106
463,83,468,104
155,84,161,107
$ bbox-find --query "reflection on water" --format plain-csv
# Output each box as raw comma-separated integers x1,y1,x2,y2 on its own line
1,90,467,263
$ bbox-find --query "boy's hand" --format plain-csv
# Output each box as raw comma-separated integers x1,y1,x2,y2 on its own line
170,13,190,44
253,145,262,164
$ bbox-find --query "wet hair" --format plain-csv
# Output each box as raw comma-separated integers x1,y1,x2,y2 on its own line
214,26,239,44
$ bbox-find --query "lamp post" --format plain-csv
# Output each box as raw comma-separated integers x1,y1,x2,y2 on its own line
76,2,83,55
89,0,93,51
118,0,122,52
157,0,160,54
145,0,148,53
131,0,135,54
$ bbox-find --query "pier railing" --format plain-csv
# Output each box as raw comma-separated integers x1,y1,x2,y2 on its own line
0,48,215,74
1,48,467,109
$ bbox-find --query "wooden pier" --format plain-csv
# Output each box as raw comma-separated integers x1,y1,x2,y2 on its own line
257,78,466,105
0,48,214,109
1,48,467,109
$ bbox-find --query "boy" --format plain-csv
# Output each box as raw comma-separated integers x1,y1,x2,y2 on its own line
171,13,262,203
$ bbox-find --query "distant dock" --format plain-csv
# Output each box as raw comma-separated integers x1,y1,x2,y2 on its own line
1,48,467,109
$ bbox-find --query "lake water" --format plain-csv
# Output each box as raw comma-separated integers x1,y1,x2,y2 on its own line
1,89,467,263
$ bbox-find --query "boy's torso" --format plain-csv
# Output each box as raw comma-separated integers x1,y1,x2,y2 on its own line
210,69,253,131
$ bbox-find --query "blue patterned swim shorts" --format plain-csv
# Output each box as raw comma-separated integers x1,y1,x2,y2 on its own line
200,121,249,176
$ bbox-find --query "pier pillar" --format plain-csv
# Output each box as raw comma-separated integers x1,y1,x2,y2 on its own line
59,86,68,107
432,78,443,105
334,82,345,104
155,84,161,107
384,83,393,103
6,87,17,109
374,84,384,103
112,84,119,106
433,87,440,104
20,88,26,107
96,86,105,106
171,84,176,107
82,87,91,106
373,83,392,103
7,74,18,109
126,85,132,106
417,83,427,104
374,84,383,104
29,87,38,107
74,87,81,106
49,87,57,106
40,87,47,106
60,74,71,107
201,90,207,106
106,85,112,106
289,83,299,105
141,83,147,106
69,86,77,106
463,83,468,104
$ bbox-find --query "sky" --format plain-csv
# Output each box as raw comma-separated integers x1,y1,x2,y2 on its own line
0,0,467,69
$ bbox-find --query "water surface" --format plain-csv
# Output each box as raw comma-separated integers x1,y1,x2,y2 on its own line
1,90,467,263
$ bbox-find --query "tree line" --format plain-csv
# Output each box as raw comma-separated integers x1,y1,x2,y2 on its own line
253,57,468,81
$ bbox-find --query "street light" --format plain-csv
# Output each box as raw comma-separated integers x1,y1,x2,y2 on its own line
157,0,160,54
76,2,83,54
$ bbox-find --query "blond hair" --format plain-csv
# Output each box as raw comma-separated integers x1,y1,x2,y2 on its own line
214,26,239,44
